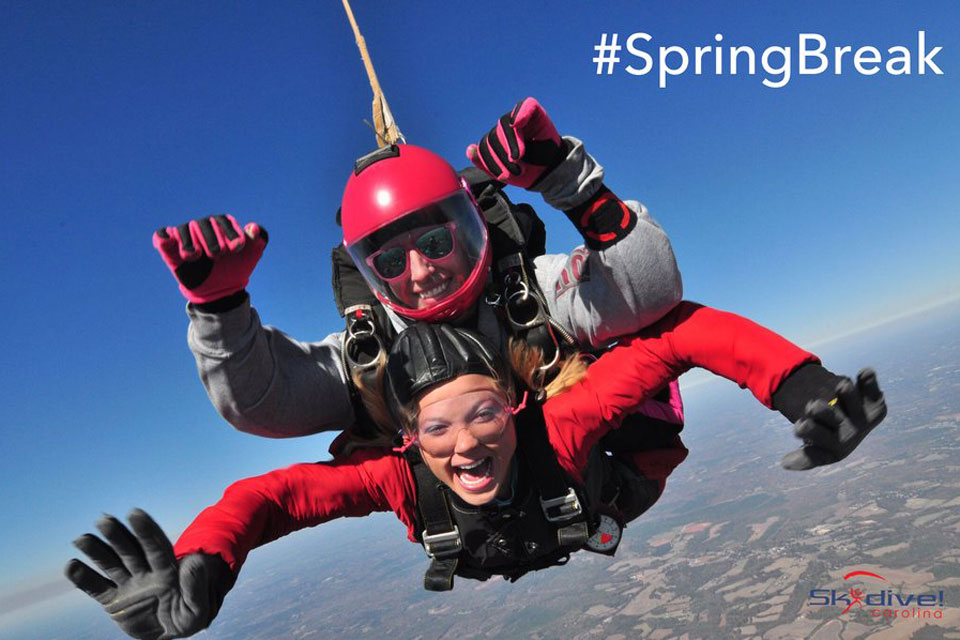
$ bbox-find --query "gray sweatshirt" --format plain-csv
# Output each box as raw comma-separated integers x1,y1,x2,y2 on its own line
186,138,683,438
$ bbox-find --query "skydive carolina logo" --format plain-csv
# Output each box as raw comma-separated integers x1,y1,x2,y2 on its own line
808,571,946,620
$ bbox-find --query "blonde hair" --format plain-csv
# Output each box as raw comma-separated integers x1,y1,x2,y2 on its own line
355,338,589,438
349,349,396,439
508,340,589,401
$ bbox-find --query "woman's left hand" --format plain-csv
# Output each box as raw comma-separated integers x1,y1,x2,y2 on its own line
781,369,887,470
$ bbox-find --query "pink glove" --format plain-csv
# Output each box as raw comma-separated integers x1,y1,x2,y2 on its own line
153,214,268,304
466,97,564,189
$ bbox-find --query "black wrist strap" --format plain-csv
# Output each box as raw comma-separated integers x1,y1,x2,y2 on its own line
191,290,248,314
563,185,637,250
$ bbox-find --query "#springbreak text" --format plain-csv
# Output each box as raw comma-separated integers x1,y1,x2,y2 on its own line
592,31,944,88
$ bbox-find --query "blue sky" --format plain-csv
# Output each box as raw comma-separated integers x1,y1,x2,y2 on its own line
1,0,958,616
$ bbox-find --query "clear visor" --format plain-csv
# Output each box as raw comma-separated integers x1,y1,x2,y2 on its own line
346,190,488,314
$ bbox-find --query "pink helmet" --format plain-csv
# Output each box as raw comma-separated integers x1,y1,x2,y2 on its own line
341,145,491,321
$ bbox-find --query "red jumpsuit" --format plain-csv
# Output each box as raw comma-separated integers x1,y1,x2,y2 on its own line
174,302,817,573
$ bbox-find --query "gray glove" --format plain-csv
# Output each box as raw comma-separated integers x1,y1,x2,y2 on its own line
65,509,234,640
781,368,887,470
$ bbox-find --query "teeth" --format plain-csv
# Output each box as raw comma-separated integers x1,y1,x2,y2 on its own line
419,281,448,299
455,458,493,492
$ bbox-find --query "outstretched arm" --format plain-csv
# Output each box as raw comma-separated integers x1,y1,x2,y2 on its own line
154,215,356,438
67,451,416,638
546,302,884,472
596,301,818,410
187,297,356,438
173,449,415,571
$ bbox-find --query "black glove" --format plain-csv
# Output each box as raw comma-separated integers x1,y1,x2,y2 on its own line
780,368,887,470
65,509,235,640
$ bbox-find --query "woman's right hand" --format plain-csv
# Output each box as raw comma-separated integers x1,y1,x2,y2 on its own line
65,509,234,640
466,97,564,189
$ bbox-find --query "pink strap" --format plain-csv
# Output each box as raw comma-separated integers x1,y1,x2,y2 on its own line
392,433,418,454
509,391,529,415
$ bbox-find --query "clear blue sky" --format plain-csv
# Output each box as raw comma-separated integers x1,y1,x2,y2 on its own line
1,0,958,612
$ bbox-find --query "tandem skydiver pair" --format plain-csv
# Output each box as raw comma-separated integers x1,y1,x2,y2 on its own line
66,98,886,639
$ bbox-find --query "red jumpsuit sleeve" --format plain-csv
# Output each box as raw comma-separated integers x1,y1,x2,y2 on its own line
545,301,818,479
173,448,418,572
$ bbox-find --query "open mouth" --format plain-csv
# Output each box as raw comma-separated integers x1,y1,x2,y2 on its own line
454,457,494,492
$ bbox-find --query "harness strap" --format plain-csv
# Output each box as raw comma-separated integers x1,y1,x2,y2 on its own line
489,254,574,381
404,448,463,592
514,401,591,549
424,558,458,592
327,303,396,457
331,244,378,316
470,171,570,379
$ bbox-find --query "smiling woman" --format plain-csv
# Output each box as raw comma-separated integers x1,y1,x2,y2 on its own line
411,380,518,503
385,329,523,509
342,145,491,320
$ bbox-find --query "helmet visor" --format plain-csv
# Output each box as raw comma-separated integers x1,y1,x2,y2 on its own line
346,190,488,315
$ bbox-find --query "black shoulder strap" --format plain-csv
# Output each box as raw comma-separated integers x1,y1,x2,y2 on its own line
514,400,592,548
403,447,462,592
331,244,378,317
459,166,546,260
459,170,571,380
328,245,399,459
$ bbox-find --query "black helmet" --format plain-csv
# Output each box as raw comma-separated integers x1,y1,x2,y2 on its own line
385,323,508,425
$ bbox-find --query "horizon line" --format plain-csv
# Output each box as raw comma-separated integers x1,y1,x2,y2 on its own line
680,288,960,392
